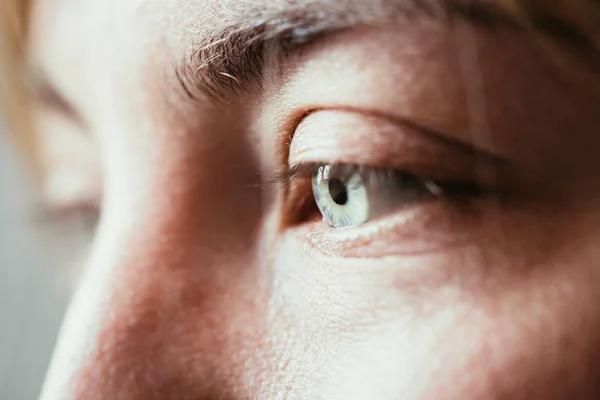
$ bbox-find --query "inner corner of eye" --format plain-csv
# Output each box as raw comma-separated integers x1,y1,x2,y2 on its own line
283,180,320,226
277,162,323,225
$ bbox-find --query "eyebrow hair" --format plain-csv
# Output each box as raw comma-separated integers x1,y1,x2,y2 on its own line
174,0,599,103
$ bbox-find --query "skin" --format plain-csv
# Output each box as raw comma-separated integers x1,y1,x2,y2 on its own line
29,0,600,398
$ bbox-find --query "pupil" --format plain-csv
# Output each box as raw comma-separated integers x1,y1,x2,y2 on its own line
328,178,348,205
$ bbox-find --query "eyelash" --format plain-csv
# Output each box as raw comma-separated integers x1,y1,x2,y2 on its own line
275,162,487,226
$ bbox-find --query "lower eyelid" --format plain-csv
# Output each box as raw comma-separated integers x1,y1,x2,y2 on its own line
291,199,483,259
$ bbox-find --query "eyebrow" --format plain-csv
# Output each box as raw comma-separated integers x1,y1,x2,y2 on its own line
175,0,598,103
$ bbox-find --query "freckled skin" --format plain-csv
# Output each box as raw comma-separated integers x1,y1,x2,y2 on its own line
31,0,600,399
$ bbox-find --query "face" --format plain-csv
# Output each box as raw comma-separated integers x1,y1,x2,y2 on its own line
29,0,600,398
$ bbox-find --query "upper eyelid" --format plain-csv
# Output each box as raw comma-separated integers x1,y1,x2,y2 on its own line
283,109,517,200
280,162,485,195
288,110,508,169
272,162,320,183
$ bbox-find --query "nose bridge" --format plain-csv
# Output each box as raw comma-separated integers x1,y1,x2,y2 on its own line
40,187,266,399
38,115,267,398
71,248,201,399
40,226,237,399
38,233,124,400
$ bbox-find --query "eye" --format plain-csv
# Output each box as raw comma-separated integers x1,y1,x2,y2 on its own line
312,164,442,229
283,111,503,237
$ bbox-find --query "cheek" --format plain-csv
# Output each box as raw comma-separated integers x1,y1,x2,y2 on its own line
263,235,600,399
74,244,271,398
427,265,600,400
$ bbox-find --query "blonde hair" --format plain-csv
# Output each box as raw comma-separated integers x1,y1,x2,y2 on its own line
0,0,35,167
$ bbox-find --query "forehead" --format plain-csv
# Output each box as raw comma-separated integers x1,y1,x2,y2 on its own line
28,0,600,122
29,0,596,75
29,0,187,122
28,0,305,104
30,0,285,54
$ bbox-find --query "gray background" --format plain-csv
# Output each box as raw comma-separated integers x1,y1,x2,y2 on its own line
0,127,68,400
